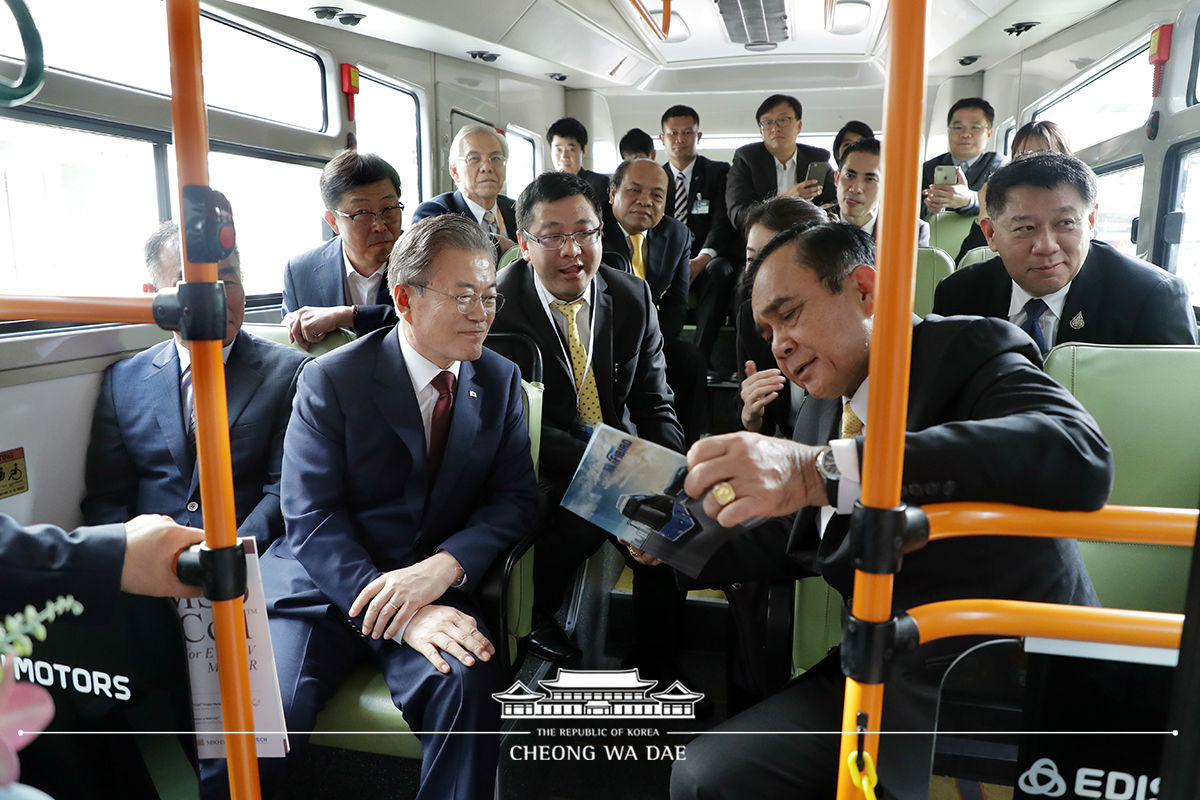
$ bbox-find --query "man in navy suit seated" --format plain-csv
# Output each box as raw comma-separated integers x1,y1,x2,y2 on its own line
281,149,405,349
260,214,539,800
412,122,519,260
933,152,1196,348
82,222,307,550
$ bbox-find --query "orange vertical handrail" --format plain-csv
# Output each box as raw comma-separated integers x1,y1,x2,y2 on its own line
165,2,260,798
836,0,927,796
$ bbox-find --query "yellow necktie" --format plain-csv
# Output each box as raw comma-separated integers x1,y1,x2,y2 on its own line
629,232,646,281
552,299,603,426
841,403,864,439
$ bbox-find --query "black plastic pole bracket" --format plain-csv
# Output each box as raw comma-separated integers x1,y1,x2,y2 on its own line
152,282,228,341
176,542,248,602
850,502,930,575
840,612,920,684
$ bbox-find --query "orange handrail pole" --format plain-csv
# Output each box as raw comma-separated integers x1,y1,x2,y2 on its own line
925,503,1198,547
908,599,1184,651
0,295,155,324
836,0,926,794
165,2,260,798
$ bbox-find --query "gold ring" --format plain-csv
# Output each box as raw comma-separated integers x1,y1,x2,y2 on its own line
386,601,399,610
712,481,736,507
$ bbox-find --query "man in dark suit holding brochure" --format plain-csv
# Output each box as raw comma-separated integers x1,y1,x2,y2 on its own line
672,222,1112,800
490,171,688,678
259,215,538,800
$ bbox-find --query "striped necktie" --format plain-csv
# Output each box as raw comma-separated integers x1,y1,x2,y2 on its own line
551,299,603,426
674,170,688,222
483,209,501,235
629,232,646,281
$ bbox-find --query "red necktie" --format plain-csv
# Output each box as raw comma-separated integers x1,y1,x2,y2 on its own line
428,370,456,474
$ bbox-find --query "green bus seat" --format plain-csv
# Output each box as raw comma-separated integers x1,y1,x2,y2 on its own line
1044,343,1200,612
914,246,954,317
926,211,977,260
242,322,356,357
497,245,523,271
956,245,994,270
791,576,843,674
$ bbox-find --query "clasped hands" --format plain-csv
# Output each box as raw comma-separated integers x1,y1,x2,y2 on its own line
683,431,830,527
348,551,492,674
283,305,353,351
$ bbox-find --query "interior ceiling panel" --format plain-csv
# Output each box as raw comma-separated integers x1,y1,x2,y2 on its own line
716,0,790,44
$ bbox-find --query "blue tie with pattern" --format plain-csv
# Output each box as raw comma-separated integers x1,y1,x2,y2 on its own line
1021,298,1050,354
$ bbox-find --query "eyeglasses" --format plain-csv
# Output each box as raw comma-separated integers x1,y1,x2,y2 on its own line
758,116,796,130
457,154,508,168
414,284,505,314
948,124,991,134
334,204,404,229
521,227,602,250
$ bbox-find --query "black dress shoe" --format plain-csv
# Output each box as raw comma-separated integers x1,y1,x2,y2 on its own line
526,618,582,665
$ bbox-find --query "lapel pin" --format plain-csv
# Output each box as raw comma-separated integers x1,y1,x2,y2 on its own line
469,390,477,398
1069,312,1084,330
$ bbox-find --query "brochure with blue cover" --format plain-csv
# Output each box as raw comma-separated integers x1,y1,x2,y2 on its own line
560,424,750,578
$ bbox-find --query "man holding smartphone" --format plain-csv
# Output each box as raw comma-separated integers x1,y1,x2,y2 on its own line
726,94,837,232
921,97,1006,218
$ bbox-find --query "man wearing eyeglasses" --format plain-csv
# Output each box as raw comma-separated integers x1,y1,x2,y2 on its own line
282,149,405,350
413,123,519,261
921,97,1006,218
660,104,743,372
726,94,837,233
490,171,689,684
259,214,538,800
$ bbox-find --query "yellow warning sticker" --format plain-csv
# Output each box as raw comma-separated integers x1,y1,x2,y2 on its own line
0,447,29,499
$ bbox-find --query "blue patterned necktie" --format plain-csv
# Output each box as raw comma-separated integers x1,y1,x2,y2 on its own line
1021,298,1050,354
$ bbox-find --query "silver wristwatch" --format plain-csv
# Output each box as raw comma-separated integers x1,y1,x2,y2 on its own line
815,445,841,482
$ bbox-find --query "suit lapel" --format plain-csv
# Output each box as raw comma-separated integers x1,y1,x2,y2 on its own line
1057,246,1101,344
223,334,263,429
373,332,431,502
513,263,573,387
147,343,193,481
792,391,842,446
317,238,348,307
592,271,617,420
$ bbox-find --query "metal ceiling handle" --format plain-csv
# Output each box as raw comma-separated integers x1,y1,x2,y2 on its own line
629,0,670,41
0,0,45,107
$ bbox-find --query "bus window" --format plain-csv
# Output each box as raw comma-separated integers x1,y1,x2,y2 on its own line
355,73,423,215
1035,44,1152,152
0,1,325,131
0,116,159,297
1170,147,1200,306
505,126,539,203
167,148,326,296
1093,161,1144,257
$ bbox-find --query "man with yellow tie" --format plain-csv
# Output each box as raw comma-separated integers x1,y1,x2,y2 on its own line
491,170,690,679
412,122,518,262
602,157,708,444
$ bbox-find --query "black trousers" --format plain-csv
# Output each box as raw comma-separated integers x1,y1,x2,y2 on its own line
671,639,975,799
664,337,708,447
691,255,740,364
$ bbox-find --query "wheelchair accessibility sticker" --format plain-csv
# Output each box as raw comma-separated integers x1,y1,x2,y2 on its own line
0,447,28,499
493,668,704,719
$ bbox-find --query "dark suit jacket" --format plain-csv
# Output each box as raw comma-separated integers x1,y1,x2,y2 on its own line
726,142,837,232
932,240,1198,346
664,156,740,259
82,332,307,549
703,316,1111,613
600,214,692,341
262,329,538,619
490,261,684,484
0,514,126,616
735,299,792,438
920,150,1005,217
411,190,517,260
281,237,397,335
578,168,611,206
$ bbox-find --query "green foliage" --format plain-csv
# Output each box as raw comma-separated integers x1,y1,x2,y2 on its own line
1,597,84,657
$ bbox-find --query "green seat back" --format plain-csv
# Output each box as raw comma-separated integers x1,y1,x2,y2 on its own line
927,211,977,259
792,576,843,674
914,246,954,317
497,245,522,271
311,376,542,757
1044,343,1200,612
957,245,994,270
242,322,356,357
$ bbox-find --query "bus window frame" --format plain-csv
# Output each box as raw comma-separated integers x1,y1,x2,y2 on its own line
1032,40,1152,150
1155,136,1200,303
356,70,425,204
1091,154,1146,256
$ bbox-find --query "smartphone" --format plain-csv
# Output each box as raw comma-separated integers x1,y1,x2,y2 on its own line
805,161,829,184
934,164,958,185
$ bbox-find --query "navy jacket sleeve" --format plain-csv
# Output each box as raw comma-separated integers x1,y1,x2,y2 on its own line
81,366,138,526
1133,270,1198,344
1,514,126,618
656,226,692,342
